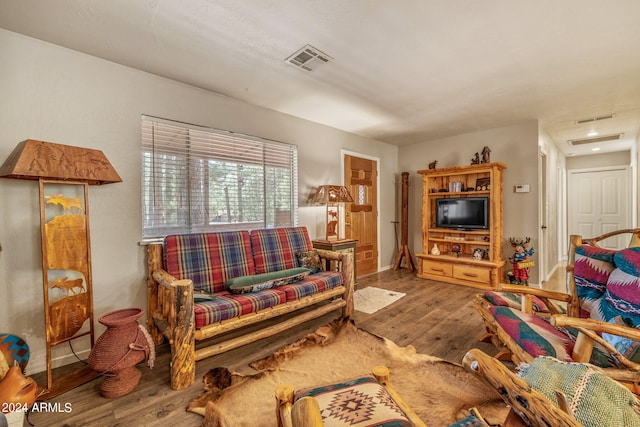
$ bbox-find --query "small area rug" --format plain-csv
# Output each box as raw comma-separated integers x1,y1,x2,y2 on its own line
353,286,406,314
187,319,508,427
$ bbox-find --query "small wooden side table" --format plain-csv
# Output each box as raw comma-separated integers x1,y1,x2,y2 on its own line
312,239,358,284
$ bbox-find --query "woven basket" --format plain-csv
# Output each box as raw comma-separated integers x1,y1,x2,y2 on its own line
88,308,152,398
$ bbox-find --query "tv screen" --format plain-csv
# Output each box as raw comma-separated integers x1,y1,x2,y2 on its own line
435,197,488,230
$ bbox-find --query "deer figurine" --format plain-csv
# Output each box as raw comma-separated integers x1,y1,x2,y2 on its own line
508,237,535,285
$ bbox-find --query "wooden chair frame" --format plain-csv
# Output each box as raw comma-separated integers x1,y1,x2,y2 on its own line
475,229,640,391
463,349,582,427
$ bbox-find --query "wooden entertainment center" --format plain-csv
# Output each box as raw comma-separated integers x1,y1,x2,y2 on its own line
416,162,506,289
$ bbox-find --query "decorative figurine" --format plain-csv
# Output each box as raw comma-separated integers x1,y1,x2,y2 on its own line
428,160,438,169
508,237,535,285
481,146,491,163
472,248,485,260
451,243,461,257
431,243,440,255
471,153,480,165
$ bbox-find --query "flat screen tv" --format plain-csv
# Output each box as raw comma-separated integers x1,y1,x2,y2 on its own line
435,197,488,230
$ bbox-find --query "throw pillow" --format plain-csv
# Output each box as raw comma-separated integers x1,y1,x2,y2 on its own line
225,268,310,294
296,376,412,427
602,316,640,363
193,289,217,303
574,244,616,301
447,408,491,427
518,356,640,427
296,250,324,274
482,291,550,313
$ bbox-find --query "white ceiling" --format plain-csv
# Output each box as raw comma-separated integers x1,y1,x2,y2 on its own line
1,1,639,156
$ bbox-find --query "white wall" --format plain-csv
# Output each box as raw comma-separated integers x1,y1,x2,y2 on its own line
538,127,566,279
566,151,631,170
398,121,543,284
0,29,398,374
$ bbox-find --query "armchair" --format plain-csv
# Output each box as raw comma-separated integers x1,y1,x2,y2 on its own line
474,229,640,392
463,349,640,427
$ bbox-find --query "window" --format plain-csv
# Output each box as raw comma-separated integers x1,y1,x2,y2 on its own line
141,116,298,239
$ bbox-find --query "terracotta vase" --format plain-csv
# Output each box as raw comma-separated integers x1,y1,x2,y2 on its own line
88,308,153,398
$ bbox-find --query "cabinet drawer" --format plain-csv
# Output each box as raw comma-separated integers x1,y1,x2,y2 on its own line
453,265,490,283
422,260,453,277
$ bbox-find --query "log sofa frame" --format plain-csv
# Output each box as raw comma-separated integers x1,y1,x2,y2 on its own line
146,232,354,390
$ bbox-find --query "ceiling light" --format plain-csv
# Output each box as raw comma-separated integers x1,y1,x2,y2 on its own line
568,133,624,146
587,130,598,137
592,147,601,152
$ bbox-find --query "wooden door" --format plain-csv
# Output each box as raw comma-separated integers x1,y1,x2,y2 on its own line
568,167,630,249
344,155,378,276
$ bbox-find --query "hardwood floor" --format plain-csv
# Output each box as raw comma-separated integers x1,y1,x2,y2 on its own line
26,269,543,426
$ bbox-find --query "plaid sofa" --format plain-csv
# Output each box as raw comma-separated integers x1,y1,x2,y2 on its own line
163,227,345,328
148,226,354,390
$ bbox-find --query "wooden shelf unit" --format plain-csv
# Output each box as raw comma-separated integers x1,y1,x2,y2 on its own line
416,162,507,289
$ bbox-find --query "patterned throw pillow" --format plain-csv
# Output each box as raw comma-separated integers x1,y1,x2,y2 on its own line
296,250,324,274
574,244,616,317
225,268,310,294
482,291,551,313
518,356,640,427
296,376,411,427
600,248,640,325
602,316,640,363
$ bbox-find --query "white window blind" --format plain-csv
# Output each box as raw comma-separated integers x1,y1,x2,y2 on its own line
141,116,298,239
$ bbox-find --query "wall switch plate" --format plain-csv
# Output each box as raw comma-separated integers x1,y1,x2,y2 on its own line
514,184,530,193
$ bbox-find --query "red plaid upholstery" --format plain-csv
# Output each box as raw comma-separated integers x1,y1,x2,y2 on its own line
250,227,313,274
164,227,345,329
164,231,255,294
194,289,286,328
279,271,345,301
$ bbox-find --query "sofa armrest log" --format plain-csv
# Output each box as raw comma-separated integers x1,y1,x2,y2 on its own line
151,270,196,390
147,244,196,390
332,250,354,318
168,278,195,390
315,248,342,261
312,248,354,318
147,243,166,344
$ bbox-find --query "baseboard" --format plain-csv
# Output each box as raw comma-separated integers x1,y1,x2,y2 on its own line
26,349,90,376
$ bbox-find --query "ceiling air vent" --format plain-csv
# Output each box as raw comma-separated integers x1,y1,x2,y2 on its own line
575,114,616,124
568,133,624,146
285,44,332,71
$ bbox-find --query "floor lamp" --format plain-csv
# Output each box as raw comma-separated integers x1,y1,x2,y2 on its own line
0,139,122,399
312,185,354,241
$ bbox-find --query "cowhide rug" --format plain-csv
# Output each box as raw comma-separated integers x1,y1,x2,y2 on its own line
187,318,508,427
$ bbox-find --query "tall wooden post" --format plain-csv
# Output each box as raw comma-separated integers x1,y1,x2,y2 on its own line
393,172,415,271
